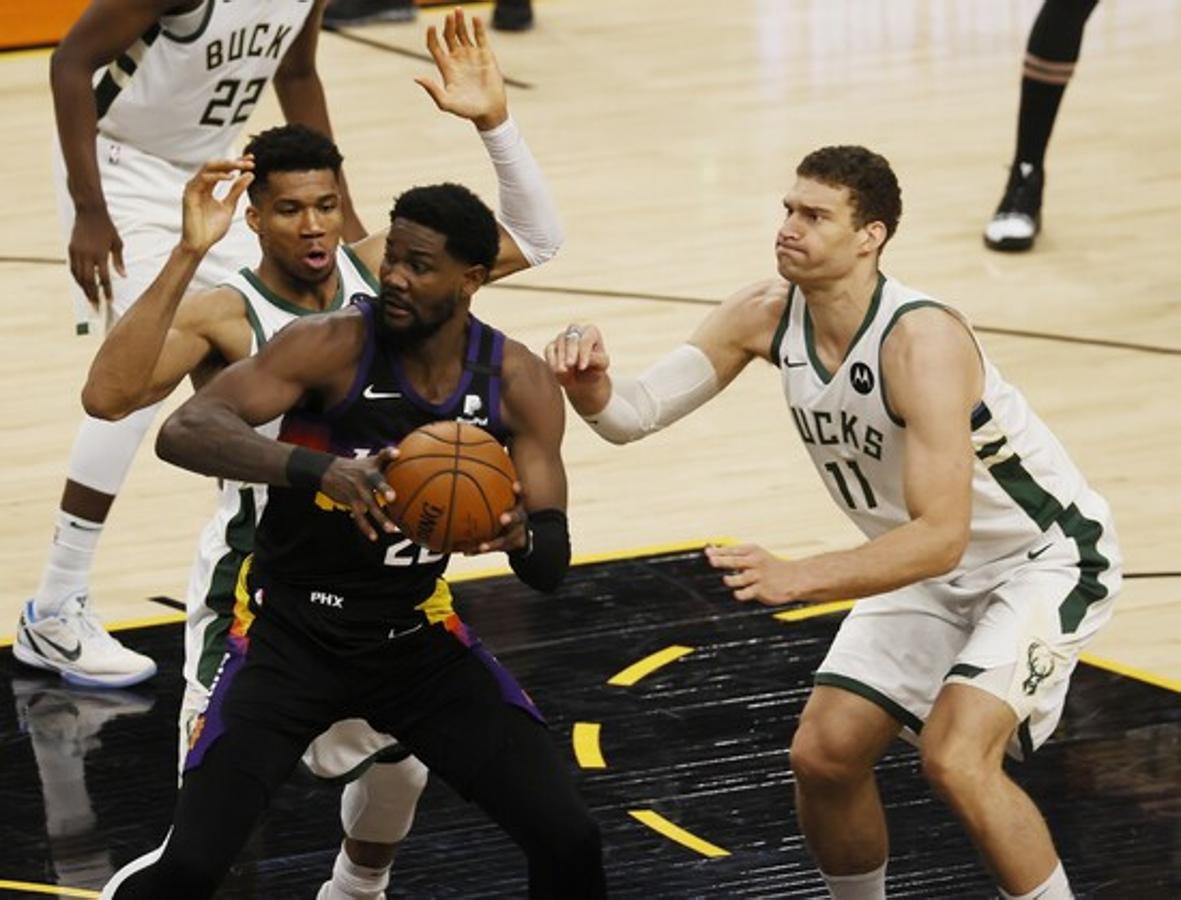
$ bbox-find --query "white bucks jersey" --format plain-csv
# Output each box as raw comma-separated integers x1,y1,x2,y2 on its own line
772,274,1116,611
184,246,379,692
95,0,314,166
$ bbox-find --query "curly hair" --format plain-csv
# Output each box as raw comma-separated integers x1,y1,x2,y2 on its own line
796,146,902,245
242,124,343,200
390,183,499,272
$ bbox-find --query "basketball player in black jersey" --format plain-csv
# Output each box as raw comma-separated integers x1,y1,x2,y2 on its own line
101,184,603,898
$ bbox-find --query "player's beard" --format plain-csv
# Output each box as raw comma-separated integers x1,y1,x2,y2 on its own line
378,286,458,351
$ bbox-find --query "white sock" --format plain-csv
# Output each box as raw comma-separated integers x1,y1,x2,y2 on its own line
33,511,103,617
321,843,390,900
820,860,887,900
999,861,1072,900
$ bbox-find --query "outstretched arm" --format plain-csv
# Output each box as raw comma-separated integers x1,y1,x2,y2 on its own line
351,10,563,279
706,307,982,604
83,159,254,419
544,280,787,442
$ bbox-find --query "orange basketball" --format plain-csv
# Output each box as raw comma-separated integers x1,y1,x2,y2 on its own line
383,421,518,553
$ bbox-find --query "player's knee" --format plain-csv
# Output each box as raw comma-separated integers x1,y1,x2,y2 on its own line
342,756,430,844
532,808,602,873
919,731,990,801
789,718,868,790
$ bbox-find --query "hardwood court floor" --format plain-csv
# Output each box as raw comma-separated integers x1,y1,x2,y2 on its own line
1,548,1178,898
1,0,1179,685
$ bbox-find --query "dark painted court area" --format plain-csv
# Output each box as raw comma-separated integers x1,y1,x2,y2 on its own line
2,548,1179,898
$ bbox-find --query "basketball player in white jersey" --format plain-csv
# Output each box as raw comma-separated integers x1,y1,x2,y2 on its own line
20,0,360,688
84,12,562,898
546,146,1119,900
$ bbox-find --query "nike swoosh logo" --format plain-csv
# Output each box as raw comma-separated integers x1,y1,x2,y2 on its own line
784,359,808,368
388,623,424,640
363,385,402,400
28,631,82,662
1027,544,1053,560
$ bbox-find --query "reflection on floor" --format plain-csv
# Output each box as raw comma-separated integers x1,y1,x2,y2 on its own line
1,548,1178,898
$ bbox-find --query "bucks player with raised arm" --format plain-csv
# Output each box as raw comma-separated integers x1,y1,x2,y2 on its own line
85,13,564,899
546,145,1119,900
18,0,360,688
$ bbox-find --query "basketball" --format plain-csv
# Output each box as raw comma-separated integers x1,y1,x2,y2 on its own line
383,421,518,553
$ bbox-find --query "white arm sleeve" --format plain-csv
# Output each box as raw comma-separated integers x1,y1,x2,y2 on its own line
479,117,565,266
581,344,720,444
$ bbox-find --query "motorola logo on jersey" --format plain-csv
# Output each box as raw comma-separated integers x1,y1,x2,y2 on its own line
850,362,875,395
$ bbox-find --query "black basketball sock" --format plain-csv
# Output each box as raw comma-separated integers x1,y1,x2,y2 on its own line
1013,0,1101,168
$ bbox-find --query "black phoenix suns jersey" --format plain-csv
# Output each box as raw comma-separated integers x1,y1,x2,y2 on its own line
252,297,510,644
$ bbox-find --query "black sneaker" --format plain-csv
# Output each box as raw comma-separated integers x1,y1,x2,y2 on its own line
983,162,1044,252
322,0,416,28
493,0,534,32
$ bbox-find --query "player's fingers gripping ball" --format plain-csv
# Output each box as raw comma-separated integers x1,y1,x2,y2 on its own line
383,421,518,553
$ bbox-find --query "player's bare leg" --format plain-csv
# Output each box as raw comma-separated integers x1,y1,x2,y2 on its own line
789,687,900,887
921,683,1069,897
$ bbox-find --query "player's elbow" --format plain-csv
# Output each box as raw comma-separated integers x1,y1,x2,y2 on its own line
80,381,133,421
928,523,970,576
155,406,195,466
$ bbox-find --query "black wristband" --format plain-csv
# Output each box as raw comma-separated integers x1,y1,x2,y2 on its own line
286,445,334,490
508,508,570,593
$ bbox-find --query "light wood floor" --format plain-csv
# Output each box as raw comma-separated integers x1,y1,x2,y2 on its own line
1,0,1178,681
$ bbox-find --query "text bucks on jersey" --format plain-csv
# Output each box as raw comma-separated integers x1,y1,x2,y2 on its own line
95,1,315,166
773,274,1114,579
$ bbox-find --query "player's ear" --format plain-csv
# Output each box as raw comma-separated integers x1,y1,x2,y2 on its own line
245,202,261,235
859,220,887,256
463,264,490,294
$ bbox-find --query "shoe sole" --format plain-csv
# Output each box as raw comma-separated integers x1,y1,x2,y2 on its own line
13,638,158,689
983,235,1036,252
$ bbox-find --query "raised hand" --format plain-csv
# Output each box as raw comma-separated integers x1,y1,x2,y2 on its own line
179,158,254,256
415,9,508,131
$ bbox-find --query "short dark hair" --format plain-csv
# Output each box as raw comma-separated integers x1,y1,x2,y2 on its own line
243,124,343,200
796,145,902,245
390,183,499,271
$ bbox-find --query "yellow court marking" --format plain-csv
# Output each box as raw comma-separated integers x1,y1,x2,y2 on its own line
572,721,607,769
0,880,99,898
608,645,695,687
772,600,854,622
1081,653,1181,694
628,810,730,858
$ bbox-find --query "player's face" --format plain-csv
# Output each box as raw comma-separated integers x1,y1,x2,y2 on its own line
248,170,343,285
377,218,485,344
775,178,875,284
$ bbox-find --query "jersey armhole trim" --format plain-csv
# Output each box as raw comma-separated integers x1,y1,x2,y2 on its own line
876,298,947,427
222,282,266,352
769,284,794,365
162,0,216,44
342,244,381,294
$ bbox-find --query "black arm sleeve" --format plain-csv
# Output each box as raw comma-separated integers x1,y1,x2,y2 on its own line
508,508,570,593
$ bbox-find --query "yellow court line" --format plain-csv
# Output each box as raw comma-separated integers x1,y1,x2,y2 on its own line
1081,653,1181,694
0,880,99,898
628,810,729,858
772,600,854,622
572,721,606,769
608,645,695,687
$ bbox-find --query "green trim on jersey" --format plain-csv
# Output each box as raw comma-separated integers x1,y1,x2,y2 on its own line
769,284,795,365
225,281,268,351
946,662,984,680
803,273,885,384
94,24,162,120
815,671,923,733
240,268,346,318
342,244,381,293
875,299,945,427
196,488,257,688
163,0,216,44
973,410,1111,633
306,742,413,786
